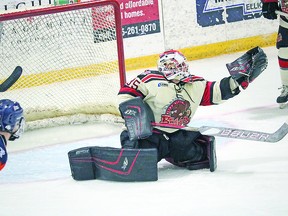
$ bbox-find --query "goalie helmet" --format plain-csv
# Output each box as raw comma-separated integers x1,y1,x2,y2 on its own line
0,99,25,141
158,50,190,81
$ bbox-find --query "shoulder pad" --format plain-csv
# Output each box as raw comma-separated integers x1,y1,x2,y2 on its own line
191,75,205,82
180,75,205,83
137,70,166,83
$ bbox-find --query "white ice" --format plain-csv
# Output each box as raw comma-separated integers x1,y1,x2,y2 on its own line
1,46,288,216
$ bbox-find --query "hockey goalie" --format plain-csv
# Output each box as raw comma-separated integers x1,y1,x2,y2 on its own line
68,47,267,181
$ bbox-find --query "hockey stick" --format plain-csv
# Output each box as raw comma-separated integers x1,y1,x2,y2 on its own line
275,10,288,17
152,122,288,143
0,66,22,92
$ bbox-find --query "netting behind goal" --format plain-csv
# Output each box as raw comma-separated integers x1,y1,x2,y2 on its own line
0,0,126,130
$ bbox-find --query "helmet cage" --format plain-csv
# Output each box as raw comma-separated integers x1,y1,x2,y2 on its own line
158,50,189,81
9,117,25,141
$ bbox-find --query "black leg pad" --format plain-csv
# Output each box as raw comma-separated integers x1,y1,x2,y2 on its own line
68,147,158,181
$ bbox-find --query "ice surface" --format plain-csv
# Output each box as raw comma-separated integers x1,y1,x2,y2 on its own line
1,47,288,216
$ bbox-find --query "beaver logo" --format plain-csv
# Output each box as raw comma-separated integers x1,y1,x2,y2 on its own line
160,98,191,126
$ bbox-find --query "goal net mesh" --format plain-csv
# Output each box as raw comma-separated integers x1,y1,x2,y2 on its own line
0,1,125,130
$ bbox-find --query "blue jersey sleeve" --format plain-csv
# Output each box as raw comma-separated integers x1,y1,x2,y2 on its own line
0,135,7,171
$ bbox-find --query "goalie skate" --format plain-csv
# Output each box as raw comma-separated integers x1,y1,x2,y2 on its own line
277,85,288,109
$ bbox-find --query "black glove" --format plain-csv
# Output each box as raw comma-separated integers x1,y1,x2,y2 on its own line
226,47,268,90
119,97,155,141
262,2,279,20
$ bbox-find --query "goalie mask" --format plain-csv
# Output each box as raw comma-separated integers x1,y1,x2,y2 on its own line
0,99,25,141
158,50,190,81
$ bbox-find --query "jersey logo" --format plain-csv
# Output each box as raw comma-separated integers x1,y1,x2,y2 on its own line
157,82,168,87
0,147,6,158
160,98,191,126
13,105,20,111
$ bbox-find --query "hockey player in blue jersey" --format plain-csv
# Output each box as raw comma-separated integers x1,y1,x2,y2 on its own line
0,99,25,171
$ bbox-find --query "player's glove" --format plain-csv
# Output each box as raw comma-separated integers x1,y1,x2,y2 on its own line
226,46,268,89
262,2,279,20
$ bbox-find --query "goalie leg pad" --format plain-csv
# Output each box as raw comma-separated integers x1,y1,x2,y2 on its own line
119,97,155,141
186,135,217,172
168,130,206,163
164,132,217,172
68,146,158,181
68,147,95,181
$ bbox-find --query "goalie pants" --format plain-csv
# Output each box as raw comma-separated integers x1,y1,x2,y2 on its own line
120,129,209,165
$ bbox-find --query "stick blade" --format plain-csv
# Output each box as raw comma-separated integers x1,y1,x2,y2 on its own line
0,66,22,92
267,123,288,142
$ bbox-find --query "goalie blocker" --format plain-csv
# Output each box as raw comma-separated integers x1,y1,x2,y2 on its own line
68,146,158,182
119,97,155,141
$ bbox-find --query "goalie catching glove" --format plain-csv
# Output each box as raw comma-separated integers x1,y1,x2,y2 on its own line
226,46,268,89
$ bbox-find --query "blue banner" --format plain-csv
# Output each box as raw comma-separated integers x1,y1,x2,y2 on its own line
196,0,263,27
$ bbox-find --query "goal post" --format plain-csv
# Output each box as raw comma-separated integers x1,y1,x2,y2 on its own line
0,0,126,130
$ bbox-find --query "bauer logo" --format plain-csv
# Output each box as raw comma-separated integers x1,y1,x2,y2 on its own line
196,0,262,27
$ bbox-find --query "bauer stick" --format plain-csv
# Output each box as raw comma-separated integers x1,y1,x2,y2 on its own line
152,122,288,143
0,66,22,92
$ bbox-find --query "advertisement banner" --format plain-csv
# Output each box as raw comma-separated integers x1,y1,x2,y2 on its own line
54,0,79,5
89,0,160,40
87,0,161,42
119,0,160,38
196,0,263,27
0,0,53,11
0,0,160,39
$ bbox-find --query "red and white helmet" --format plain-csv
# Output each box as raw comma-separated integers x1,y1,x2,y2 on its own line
158,50,190,81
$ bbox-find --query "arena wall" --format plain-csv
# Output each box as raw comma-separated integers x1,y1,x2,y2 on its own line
0,0,278,70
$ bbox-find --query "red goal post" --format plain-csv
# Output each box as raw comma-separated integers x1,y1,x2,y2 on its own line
0,0,126,130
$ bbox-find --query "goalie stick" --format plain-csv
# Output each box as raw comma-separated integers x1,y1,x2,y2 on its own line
151,122,288,143
0,66,22,92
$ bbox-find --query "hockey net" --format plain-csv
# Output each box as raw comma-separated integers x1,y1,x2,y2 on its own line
0,0,126,130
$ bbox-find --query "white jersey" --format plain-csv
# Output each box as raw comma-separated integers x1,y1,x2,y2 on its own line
118,70,239,133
